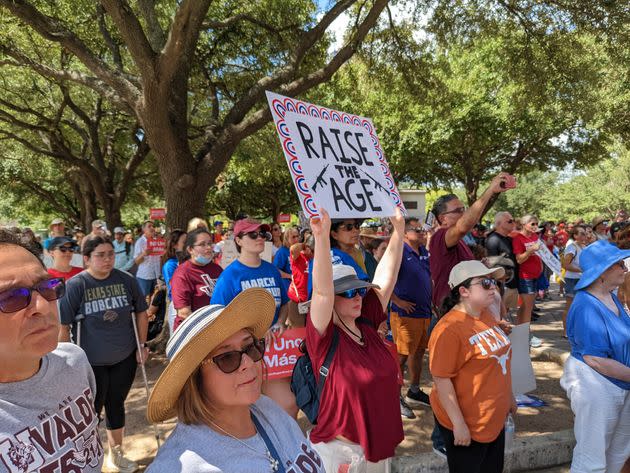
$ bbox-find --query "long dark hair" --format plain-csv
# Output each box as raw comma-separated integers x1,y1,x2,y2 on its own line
440,278,473,315
183,228,212,261
161,229,187,266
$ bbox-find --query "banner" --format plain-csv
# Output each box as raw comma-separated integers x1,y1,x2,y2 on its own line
267,92,405,219
264,328,306,379
277,213,292,223
147,237,166,256
509,323,536,395
149,208,166,220
535,240,563,280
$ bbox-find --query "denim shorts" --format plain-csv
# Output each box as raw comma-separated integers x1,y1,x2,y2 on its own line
564,278,580,297
518,278,537,295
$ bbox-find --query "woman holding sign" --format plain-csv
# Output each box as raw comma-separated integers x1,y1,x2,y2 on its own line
307,207,405,472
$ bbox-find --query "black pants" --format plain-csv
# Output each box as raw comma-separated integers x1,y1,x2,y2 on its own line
436,418,505,473
92,351,137,430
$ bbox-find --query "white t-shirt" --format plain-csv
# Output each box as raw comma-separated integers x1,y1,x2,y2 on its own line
134,235,162,280
564,242,583,279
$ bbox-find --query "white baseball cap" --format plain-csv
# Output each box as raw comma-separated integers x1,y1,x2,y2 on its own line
448,260,505,289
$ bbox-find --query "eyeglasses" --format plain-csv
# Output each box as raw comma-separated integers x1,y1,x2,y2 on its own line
54,246,75,253
202,338,266,374
193,241,213,248
337,287,368,299
239,231,270,241
442,207,466,216
0,278,65,313
338,223,361,231
470,278,497,290
92,251,115,259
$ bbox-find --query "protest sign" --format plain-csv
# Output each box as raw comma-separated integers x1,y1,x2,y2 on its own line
267,92,405,219
147,237,166,256
264,328,306,379
509,323,536,395
536,240,563,280
149,208,166,220
277,213,291,223
219,240,238,269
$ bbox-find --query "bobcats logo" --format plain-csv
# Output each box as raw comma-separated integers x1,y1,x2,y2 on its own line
103,310,118,322
7,442,34,473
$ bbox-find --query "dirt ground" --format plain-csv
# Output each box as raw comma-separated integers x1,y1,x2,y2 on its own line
111,288,575,471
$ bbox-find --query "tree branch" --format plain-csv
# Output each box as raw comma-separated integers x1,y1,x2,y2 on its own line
137,0,166,52
96,4,124,70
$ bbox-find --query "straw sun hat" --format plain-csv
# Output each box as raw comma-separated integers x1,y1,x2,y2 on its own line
147,288,276,423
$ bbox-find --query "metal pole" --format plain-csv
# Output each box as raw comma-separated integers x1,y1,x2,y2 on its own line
74,313,85,347
131,312,161,448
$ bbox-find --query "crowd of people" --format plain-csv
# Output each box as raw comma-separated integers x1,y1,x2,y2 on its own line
1,173,629,473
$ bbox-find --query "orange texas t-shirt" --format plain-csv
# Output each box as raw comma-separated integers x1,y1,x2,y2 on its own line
429,309,513,443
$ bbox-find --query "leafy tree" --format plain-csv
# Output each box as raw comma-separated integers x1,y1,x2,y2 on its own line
0,0,391,228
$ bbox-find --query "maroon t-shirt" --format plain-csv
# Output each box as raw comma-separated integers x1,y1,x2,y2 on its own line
306,290,403,462
171,260,223,312
429,227,474,309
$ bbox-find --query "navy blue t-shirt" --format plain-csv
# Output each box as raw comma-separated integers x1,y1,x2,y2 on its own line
391,243,432,318
567,290,630,390
210,259,288,325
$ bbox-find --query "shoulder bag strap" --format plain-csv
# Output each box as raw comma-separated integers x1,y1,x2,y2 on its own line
317,328,339,398
251,413,287,473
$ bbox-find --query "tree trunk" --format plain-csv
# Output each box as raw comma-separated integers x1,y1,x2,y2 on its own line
101,196,123,229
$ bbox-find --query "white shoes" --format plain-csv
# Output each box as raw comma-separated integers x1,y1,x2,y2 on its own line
530,335,542,348
102,445,139,473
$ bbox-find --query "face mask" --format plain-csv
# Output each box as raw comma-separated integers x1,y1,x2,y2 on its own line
194,255,212,265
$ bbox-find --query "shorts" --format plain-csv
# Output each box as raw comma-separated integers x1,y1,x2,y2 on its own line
390,311,430,355
564,278,580,297
503,287,519,309
518,278,537,295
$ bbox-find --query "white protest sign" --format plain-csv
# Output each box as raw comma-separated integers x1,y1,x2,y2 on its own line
266,91,405,219
509,323,537,395
535,240,563,280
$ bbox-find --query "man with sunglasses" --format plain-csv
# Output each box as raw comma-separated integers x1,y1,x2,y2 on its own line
485,212,519,312
390,218,432,417
0,229,103,472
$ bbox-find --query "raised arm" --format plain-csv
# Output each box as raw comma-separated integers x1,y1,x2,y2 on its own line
371,207,405,312
310,209,334,335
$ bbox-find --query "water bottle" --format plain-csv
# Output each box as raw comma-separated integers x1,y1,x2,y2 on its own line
504,414,515,452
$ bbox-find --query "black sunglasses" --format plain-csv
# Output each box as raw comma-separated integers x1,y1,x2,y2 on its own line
239,231,271,241
506,219,514,224
338,223,361,231
337,287,368,299
470,278,497,290
406,227,426,233
54,246,75,253
204,338,266,374
0,278,65,313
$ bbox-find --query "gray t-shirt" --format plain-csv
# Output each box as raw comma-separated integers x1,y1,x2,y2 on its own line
146,395,324,473
59,269,148,365
0,343,103,472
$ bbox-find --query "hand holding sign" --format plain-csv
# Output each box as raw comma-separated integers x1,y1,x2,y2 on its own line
310,207,331,238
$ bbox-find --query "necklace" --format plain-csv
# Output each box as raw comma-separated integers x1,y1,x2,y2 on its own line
337,314,364,344
208,419,279,472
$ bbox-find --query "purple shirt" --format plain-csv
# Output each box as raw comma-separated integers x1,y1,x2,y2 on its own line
429,227,474,309
392,243,432,318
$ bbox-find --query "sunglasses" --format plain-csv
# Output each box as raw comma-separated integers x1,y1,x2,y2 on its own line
470,278,497,290
337,287,368,299
442,207,466,216
0,278,65,313
54,246,75,253
406,227,426,233
239,231,270,241
506,219,514,224
203,338,266,374
337,223,361,231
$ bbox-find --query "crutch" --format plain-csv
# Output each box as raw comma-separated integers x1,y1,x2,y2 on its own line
74,313,85,346
131,312,161,448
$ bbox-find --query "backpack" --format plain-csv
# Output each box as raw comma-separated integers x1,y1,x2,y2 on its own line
290,329,339,424
290,317,373,424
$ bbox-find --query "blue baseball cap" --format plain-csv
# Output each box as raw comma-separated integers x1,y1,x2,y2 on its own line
575,240,630,290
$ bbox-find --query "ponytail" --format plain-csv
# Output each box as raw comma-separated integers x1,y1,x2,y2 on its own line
440,278,473,315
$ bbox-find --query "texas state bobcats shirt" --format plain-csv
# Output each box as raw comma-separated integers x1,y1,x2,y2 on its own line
429,309,513,442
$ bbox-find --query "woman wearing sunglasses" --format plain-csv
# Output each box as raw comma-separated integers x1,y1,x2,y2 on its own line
429,260,516,473
59,236,149,473
171,228,223,332
46,236,84,281
307,207,405,472
211,218,293,415
560,240,630,473
147,288,324,473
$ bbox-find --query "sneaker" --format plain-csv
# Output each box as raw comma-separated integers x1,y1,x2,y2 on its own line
103,445,139,473
405,388,431,407
400,396,416,419
432,446,447,460
530,335,542,348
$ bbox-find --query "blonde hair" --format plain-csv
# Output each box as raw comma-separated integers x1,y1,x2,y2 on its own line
282,226,299,247
520,214,538,226
187,217,209,233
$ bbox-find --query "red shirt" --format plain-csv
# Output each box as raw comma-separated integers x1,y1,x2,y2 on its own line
555,229,568,248
288,253,310,303
171,259,223,312
512,233,543,280
306,290,403,462
429,227,474,308
47,266,83,281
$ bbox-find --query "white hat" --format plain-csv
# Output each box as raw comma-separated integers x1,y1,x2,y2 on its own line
448,260,505,289
332,264,379,293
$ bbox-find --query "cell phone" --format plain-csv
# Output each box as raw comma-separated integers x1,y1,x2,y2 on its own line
423,211,436,231
501,174,517,189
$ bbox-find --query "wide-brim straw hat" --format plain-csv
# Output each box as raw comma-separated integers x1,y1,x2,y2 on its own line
147,288,276,423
